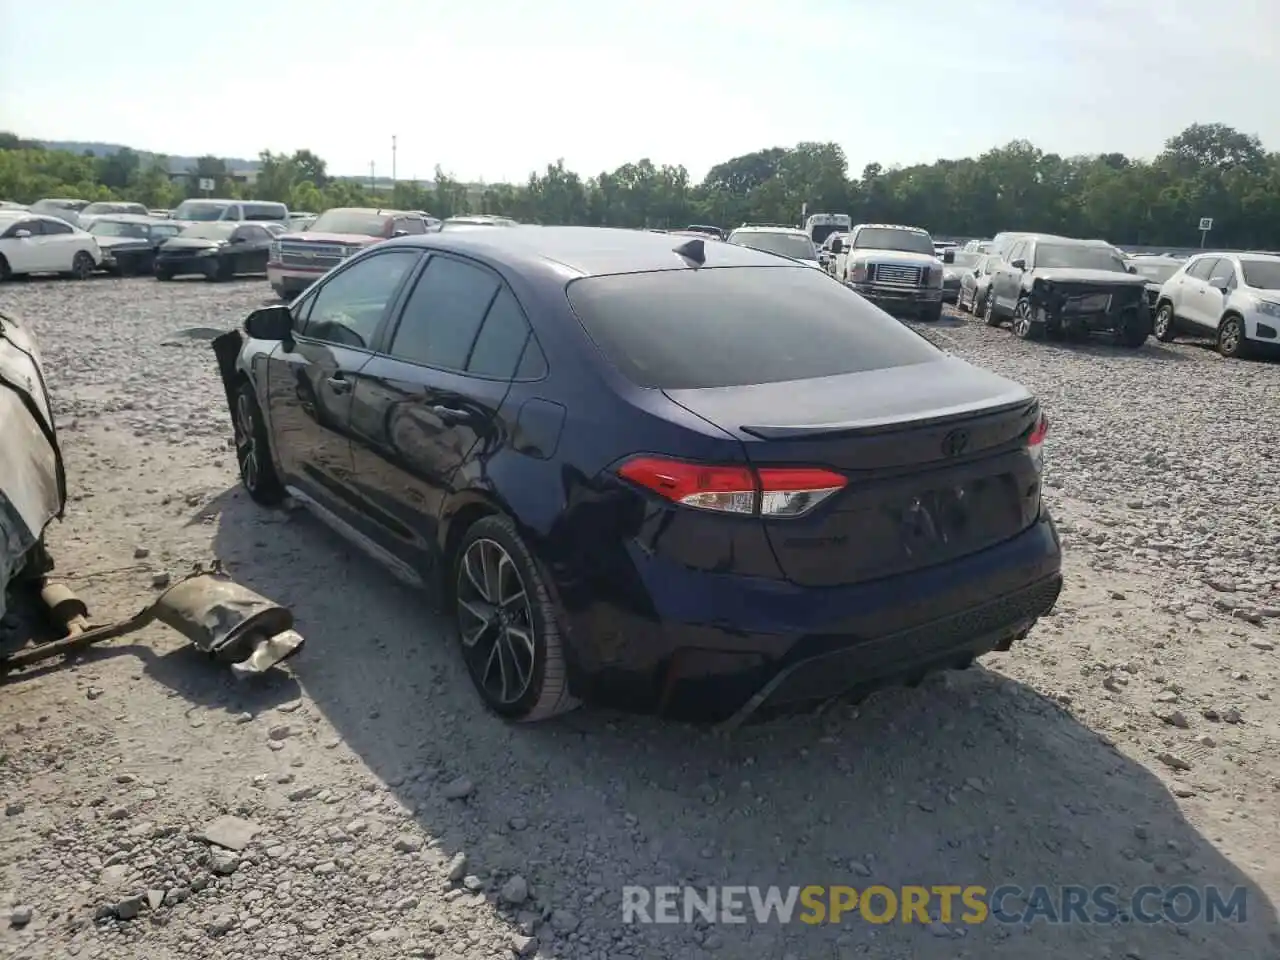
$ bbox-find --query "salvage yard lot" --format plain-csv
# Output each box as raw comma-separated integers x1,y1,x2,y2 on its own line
1,276,1278,960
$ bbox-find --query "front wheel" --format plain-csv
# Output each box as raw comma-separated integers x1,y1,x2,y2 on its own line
1217,315,1249,359
918,303,942,323
0,255,10,282
1153,303,1177,342
1011,297,1044,340
454,515,579,722
155,268,174,281
71,251,95,280
232,381,286,505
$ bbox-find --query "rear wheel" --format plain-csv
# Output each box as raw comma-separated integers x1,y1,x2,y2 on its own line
454,515,579,722
983,292,1001,327
232,381,286,505
71,251,95,280
1217,314,1249,359
155,267,174,281
1011,297,1043,340
1153,302,1177,342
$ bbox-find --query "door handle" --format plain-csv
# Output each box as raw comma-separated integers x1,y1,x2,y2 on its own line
430,404,470,424
326,375,352,394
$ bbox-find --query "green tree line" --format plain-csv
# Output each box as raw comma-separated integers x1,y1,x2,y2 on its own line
2,123,1278,247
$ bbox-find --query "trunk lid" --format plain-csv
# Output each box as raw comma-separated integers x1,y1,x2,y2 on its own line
663,356,1044,587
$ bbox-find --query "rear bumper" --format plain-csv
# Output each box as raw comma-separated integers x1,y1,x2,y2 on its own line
558,513,1063,720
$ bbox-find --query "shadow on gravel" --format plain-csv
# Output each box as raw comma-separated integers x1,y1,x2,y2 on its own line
1028,338,1194,363
205,485,1280,959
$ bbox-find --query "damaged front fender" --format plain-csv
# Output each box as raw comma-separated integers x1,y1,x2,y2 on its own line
0,311,66,618
212,327,246,420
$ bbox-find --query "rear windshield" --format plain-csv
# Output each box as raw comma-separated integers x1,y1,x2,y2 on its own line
565,266,939,390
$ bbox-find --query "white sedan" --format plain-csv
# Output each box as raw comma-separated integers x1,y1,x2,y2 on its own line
0,212,102,281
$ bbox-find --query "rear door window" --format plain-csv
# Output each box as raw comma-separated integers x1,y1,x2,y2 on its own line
387,255,500,370
1186,257,1218,281
565,266,939,390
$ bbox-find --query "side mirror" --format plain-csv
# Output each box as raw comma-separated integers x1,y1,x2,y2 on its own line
244,304,293,341
1209,278,1229,293
830,238,844,255
942,249,955,264
1010,258,1027,271
13,229,31,239
392,229,409,238
1125,264,1137,274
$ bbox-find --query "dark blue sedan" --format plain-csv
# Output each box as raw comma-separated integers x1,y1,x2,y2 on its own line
213,227,1062,724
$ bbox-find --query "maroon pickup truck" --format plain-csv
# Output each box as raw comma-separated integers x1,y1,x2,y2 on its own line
266,207,435,299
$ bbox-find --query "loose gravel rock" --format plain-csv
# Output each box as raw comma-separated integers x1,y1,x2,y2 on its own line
1,281,1278,959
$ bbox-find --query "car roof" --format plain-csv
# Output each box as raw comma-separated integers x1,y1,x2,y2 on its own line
89,213,166,223
854,223,929,233
386,225,805,278
320,207,406,216
729,225,806,235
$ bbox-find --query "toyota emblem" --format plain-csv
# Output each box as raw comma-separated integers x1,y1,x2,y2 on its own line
941,429,970,457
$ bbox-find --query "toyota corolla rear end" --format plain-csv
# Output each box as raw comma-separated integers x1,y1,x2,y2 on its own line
554,264,1062,723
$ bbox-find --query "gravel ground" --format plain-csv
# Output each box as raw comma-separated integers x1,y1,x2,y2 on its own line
1,277,1278,960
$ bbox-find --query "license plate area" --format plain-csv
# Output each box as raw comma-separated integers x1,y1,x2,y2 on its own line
1064,292,1111,313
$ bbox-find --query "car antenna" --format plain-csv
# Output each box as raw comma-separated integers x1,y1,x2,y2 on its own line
673,236,705,265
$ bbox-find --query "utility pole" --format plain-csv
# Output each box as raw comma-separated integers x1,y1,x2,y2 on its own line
370,161,376,195
391,135,397,185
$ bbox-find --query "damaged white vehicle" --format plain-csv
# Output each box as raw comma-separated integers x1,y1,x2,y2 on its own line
0,309,64,620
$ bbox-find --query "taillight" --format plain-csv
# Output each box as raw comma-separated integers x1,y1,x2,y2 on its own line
616,456,846,518
1027,412,1048,471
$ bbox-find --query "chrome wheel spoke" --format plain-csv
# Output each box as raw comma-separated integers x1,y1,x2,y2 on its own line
457,537,538,706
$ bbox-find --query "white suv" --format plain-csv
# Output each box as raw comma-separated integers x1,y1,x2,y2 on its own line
1153,252,1280,359
0,212,103,281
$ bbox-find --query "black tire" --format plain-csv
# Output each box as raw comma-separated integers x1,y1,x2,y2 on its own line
1117,310,1148,348
1217,314,1250,359
71,251,95,280
0,255,10,282
1011,297,1044,340
1153,302,1177,342
983,292,1001,327
232,380,286,505
453,514,579,722
155,268,174,281
919,303,943,323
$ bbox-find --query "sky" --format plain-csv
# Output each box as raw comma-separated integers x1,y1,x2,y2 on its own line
2,0,1279,184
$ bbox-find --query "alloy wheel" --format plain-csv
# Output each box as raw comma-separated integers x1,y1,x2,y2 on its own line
1154,307,1170,339
1219,318,1242,356
234,392,260,491
457,538,536,706
1012,300,1032,337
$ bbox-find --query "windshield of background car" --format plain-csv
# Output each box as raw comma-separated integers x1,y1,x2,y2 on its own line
949,252,981,270
82,203,126,215
173,201,229,221
1034,244,1128,272
729,231,817,261
1129,260,1180,283
89,220,149,239
310,210,389,235
851,228,934,254
178,222,237,241
1240,259,1280,290
565,266,940,390
809,223,845,245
